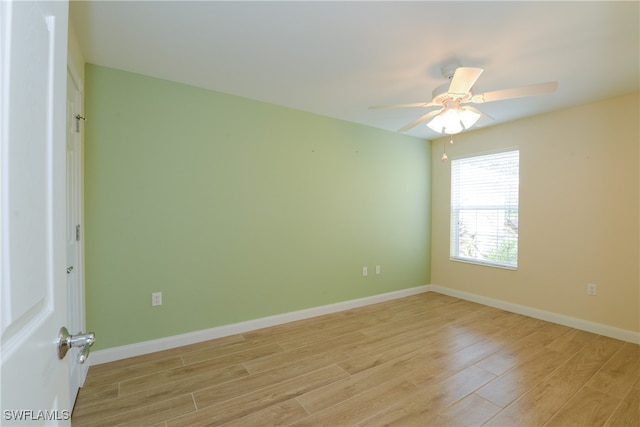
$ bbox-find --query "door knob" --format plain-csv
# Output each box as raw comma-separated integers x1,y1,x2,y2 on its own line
57,327,95,364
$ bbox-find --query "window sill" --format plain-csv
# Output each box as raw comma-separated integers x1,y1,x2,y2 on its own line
450,257,518,271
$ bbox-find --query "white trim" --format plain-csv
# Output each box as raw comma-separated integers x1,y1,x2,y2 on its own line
90,283,639,366
430,285,640,345
90,285,432,365
449,146,520,162
67,60,83,93
450,256,517,271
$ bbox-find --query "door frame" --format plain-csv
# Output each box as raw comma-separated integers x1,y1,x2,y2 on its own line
66,59,88,405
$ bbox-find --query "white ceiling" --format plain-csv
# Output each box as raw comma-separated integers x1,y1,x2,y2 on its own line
70,1,639,140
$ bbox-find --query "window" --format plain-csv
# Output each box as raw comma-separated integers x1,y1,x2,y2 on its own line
450,149,519,269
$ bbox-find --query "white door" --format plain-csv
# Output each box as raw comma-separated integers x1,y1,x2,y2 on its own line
66,65,88,407
0,0,72,425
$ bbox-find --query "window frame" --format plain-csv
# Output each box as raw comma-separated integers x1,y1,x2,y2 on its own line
449,148,520,270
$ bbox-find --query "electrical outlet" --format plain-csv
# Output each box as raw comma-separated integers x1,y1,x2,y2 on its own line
362,266,368,277
587,283,597,296
375,265,381,275
152,291,162,306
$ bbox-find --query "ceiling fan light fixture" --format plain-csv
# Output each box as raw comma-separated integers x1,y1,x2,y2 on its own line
426,107,481,135
426,114,445,133
459,108,481,129
443,117,463,135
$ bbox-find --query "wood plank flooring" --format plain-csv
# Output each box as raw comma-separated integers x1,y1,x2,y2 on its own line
71,292,640,426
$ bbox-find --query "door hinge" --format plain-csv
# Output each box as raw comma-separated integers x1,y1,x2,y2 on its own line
75,114,86,133
75,225,81,241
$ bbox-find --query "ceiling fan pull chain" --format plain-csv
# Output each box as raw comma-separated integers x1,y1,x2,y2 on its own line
442,136,453,162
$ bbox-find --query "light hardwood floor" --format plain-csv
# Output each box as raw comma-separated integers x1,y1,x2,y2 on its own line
72,292,640,426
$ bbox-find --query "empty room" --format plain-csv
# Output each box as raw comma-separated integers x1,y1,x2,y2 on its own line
1,1,638,426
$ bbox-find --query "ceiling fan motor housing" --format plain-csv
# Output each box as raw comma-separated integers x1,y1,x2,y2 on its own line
441,62,462,80
432,83,471,105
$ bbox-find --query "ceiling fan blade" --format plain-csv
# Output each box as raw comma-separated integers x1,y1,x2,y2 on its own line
369,102,438,110
398,109,443,132
448,67,483,96
470,81,558,104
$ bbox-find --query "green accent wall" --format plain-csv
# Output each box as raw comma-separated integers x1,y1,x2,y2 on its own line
84,64,431,350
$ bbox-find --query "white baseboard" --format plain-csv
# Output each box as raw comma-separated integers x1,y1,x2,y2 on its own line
430,284,640,345
91,283,639,366
90,285,432,365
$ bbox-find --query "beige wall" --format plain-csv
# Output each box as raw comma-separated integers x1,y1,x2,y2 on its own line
431,93,639,333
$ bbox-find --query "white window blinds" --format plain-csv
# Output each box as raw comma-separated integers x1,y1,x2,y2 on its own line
450,149,519,269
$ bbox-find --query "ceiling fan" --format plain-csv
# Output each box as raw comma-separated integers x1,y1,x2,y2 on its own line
370,62,558,135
